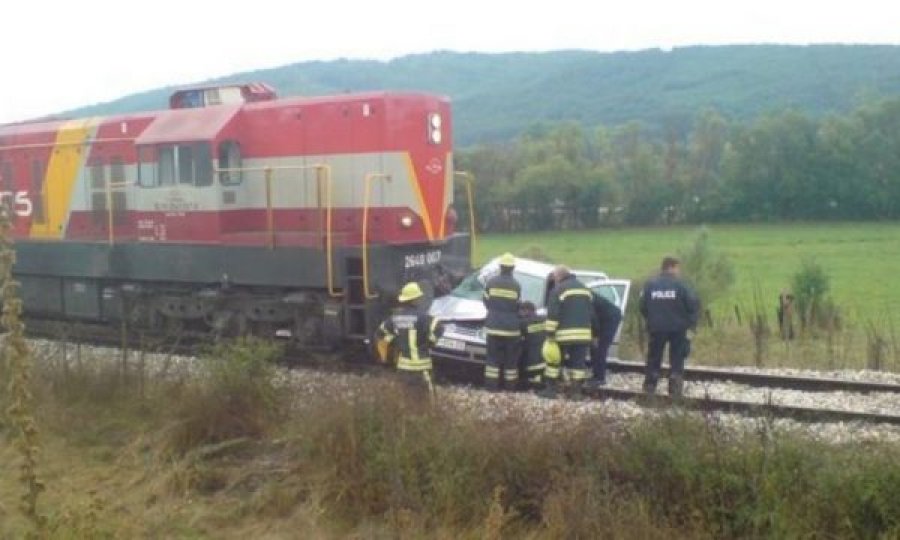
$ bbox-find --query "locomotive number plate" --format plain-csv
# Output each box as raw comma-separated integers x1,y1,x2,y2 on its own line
404,250,442,269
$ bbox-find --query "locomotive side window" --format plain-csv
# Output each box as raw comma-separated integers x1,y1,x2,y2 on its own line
110,156,126,184
218,140,242,185
158,146,176,186
90,158,106,190
31,159,45,223
155,144,212,187
138,146,156,187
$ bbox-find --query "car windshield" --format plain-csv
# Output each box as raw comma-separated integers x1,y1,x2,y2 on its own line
451,270,549,306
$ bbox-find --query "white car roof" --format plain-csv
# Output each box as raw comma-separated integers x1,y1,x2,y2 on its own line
481,256,608,281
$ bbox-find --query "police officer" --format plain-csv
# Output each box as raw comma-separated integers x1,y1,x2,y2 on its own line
482,253,522,390
519,301,546,390
639,256,700,397
586,292,623,388
375,282,442,397
544,266,593,394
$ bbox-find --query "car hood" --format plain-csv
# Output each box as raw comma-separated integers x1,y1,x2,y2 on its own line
429,295,486,322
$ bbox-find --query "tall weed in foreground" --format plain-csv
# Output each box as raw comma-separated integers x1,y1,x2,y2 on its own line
0,209,46,535
166,337,285,454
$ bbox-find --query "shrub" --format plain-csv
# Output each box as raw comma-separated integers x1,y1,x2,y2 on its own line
677,227,735,309
166,337,285,454
790,257,839,330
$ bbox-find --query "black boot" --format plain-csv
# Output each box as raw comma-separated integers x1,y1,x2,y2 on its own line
537,378,558,398
668,376,684,399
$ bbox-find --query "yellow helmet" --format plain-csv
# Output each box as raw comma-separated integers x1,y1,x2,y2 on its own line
499,252,516,268
542,339,561,365
398,282,424,303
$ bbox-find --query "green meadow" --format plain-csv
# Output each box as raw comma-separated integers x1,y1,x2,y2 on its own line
478,222,900,318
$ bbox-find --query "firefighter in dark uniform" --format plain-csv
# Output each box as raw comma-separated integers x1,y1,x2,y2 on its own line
482,253,522,390
587,292,623,388
639,256,700,397
519,301,546,390
375,282,443,397
544,266,593,394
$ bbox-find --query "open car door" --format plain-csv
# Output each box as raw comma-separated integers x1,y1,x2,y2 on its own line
586,278,631,353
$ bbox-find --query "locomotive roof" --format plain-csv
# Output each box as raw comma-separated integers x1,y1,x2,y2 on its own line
0,90,449,142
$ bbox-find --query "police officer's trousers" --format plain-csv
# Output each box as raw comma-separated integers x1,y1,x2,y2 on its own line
643,331,689,395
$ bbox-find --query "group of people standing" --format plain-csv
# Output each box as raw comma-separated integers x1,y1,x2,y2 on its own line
376,252,699,399
481,253,623,396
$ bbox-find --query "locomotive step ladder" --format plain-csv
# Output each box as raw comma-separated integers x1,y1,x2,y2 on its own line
342,256,371,340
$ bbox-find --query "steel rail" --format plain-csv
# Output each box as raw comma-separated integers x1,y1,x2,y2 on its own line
606,359,900,394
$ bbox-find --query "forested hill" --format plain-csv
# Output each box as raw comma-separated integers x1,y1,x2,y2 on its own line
67,45,900,145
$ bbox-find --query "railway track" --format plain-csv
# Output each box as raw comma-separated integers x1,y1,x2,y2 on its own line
582,386,900,426
606,358,900,394
22,321,900,427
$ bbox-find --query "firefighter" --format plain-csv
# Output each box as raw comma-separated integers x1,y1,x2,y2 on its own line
519,301,546,390
482,253,522,390
543,266,593,395
375,282,442,397
586,292,623,388
639,256,700,397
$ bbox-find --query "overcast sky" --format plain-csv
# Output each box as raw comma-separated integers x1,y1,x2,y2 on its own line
1,0,898,123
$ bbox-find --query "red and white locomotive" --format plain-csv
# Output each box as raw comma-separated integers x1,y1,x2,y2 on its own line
0,83,472,344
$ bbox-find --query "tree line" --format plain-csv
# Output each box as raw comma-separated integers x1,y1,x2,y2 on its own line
454,97,900,232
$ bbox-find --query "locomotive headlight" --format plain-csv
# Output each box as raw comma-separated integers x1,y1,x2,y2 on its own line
400,215,414,228
428,113,443,144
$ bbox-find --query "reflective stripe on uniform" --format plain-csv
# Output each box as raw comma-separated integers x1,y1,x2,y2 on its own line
556,328,592,342
485,328,521,337
526,323,545,334
528,374,542,383
503,370,519,382
564,368,590,381
544,366,561,379
487,287,519,300
398,357,433,371
484,365,500,378
545,320,559,332
560,288,593,301
527,363,546,373
378,322,396,343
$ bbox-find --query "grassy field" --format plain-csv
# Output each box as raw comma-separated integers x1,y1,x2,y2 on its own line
477,222,900,318
3,344,900,538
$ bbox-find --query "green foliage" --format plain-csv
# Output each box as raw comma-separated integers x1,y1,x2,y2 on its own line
0,210,46,536
790,257,837,330
67,45,900,146
166,337,285,454
676,227,735,308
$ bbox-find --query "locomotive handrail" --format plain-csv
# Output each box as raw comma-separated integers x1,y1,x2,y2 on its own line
361,173,393,299
454,171,477,261
213,163,342,298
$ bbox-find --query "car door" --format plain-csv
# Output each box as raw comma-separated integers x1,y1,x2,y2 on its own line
586,279,631,348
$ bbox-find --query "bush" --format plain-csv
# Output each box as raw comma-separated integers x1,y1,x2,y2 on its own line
166,337,285,454
790,257,839,330
677,227,735,308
